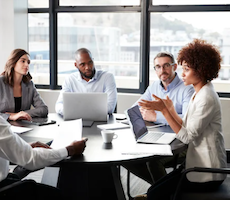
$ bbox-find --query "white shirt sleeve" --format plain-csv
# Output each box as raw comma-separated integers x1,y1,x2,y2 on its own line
0,118,68,171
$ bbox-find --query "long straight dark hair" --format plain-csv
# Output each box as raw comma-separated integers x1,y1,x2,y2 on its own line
1,49,32,87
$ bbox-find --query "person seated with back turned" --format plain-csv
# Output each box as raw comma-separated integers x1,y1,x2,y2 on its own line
55,48,117,115
122,52,194,184
139,39,227,200
0,48,48,121
0,115,87,199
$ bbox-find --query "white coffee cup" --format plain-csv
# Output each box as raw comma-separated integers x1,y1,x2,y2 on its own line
101,130,118,143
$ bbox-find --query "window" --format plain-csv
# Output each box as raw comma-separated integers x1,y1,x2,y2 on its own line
28,0,48,8
28,14,49,85
152,0,230,5
149,12,230,93
57,13,140,89
28,1,230,95
59,0,140,6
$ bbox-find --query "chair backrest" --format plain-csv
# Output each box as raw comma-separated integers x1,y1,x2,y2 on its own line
173,167,230,200
177,177,230,200
0,179,37,199
0,179,63,200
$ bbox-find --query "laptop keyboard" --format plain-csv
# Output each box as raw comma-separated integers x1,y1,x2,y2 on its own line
139,131,164,143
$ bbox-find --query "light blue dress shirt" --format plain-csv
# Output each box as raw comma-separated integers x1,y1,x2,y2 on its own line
133,73,195,125
55,69,117,115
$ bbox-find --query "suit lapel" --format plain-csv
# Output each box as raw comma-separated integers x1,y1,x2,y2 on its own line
7,84,15,111
21,82,28,110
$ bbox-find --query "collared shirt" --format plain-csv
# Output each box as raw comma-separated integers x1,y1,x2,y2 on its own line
177,82,227,182
55,69,117,115
0,117,68,183
134,73,195,124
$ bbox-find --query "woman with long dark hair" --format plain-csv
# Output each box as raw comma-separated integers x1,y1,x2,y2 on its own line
0,49,48,121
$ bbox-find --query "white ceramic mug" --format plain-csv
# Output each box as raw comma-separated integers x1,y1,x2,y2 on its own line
101,130,118,143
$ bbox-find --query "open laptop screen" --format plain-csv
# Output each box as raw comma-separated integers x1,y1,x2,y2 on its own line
127,105,148,140
63,92,108,121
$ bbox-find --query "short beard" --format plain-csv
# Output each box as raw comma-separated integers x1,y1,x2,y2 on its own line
79,68,96,79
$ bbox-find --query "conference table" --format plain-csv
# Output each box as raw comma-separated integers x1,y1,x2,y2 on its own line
12,113,187,200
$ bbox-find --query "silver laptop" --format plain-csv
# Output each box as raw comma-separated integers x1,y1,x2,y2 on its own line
63,92,108,121
125,105,176,144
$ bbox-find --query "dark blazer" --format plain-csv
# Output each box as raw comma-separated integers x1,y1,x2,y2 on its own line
0,76,48,120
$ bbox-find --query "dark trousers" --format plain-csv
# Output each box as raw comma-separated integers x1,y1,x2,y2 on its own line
147,165,223,200
122,150,187,184
0,173,63,200
0,173,20,188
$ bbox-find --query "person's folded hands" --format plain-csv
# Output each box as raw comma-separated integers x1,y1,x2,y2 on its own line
7,111,32,121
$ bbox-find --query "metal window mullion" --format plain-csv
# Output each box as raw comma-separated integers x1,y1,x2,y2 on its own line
55,6,141,13
149,5,230,12
49,0,58,89
218,92,230,98
139,0,150,93
28,8,49,13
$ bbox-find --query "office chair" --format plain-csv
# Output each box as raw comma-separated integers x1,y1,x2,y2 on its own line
0,179,63,200
0,179,37,199
126,154,180,200
172,167,230,200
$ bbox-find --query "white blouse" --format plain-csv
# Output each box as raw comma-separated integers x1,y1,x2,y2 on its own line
0,117,68,182
176,82,227,182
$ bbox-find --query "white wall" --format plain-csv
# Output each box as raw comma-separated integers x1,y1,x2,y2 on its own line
0,0,14,72
0,0,27,72
13,0,28,50
220,98,230,149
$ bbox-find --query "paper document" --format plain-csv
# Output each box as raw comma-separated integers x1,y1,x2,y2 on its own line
121,144,173,155
51,119,82,149
97,123,129,130
10,125,33,134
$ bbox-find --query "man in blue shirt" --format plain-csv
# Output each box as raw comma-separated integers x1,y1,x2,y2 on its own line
123,52,194,185
55,48,117,116
133,52,194,125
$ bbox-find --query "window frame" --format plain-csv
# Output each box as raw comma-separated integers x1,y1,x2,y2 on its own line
28,0,230,97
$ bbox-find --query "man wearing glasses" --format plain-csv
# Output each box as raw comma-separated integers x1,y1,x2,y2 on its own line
123,52,194,187
134,51,194,125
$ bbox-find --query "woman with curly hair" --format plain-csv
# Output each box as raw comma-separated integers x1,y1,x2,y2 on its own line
138,39,227,200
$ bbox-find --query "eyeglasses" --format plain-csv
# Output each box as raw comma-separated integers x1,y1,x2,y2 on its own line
154,63,175,71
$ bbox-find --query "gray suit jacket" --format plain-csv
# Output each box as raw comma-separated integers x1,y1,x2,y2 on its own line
0,76,48,120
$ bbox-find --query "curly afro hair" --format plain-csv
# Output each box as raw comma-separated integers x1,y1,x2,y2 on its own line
177,39,222,82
